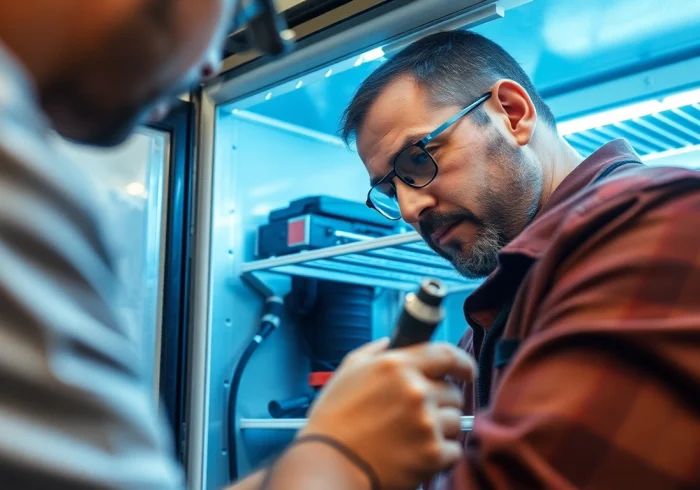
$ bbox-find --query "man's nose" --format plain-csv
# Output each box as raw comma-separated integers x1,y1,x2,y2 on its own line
395,180,436,224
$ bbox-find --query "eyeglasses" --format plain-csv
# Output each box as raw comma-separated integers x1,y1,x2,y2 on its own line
366,93,491,220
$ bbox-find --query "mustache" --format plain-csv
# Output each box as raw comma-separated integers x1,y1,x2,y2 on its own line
419,209,483,239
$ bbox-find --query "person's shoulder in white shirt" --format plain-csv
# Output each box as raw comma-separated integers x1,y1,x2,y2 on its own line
0,43,185,490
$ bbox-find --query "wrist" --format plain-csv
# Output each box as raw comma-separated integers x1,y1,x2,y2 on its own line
269,439,372,490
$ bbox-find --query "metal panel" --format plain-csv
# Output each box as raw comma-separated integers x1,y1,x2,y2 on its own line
222,0,384,70
187,91,217,490
466,0,700,105
547,57,700,122
208,0,530,105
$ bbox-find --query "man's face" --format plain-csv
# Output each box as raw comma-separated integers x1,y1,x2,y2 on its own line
42,0,236,146
357,76,543,278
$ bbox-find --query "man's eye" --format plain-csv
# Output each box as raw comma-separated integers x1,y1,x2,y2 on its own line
412,151,431,165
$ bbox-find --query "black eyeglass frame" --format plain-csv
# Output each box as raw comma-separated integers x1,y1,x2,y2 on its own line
366,92,492,220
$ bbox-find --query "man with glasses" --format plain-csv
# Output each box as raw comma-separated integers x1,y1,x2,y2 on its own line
342,30,700,489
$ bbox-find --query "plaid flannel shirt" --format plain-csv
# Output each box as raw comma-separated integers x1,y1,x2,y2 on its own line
435,139,700,489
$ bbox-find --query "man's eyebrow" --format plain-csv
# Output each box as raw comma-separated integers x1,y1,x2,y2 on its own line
368,132,428,187
396,132,428,152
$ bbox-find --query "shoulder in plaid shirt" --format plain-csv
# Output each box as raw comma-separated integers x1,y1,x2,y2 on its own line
435,139,700,489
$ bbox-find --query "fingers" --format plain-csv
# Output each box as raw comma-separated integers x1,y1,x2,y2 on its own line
437,407,463,440
360,337,390,354
405,342,478,381
438,439,464,468
346,338,390,361
430,381,463,409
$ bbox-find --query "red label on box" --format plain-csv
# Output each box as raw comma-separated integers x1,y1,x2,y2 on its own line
287,218,307,247
309,371,333,388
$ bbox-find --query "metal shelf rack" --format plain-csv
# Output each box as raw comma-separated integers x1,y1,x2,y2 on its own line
240,416,474,432
241,232,481,293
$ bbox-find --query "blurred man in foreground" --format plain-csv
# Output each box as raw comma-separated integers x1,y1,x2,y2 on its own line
0,2,475,489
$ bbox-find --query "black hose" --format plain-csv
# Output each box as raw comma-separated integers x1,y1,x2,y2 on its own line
227,297,283,482
227,340,259,481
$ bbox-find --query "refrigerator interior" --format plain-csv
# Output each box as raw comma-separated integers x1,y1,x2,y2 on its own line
204,0,700,487
207,50,482,488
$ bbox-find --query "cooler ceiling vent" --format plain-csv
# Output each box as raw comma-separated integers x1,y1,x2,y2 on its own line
558,88,700,161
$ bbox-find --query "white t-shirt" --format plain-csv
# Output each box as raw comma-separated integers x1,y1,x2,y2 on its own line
0,43,185,489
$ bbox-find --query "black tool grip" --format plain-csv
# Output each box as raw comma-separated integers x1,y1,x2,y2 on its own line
389,311,439,349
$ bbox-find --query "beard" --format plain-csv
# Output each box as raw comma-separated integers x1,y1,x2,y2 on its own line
420,131,542,278
452,222,505,279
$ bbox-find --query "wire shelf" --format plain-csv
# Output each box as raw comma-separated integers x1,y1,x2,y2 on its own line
242,232,481,293
240,416,474,431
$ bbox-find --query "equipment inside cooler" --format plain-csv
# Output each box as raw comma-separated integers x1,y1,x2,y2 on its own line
255,195,401,259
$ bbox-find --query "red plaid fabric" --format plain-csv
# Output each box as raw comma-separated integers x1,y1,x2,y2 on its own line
436,139,700,489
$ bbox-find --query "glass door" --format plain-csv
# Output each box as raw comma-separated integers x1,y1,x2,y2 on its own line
53,126,171,398
52,100,195,463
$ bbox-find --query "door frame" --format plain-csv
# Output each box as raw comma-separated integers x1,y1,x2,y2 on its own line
147,99,196,464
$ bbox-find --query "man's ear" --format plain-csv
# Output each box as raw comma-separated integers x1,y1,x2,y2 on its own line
488,79,537,146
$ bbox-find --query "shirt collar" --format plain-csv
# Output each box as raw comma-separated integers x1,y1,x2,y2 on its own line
465,139,642,315
503,139,641,259
0,41,48,131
